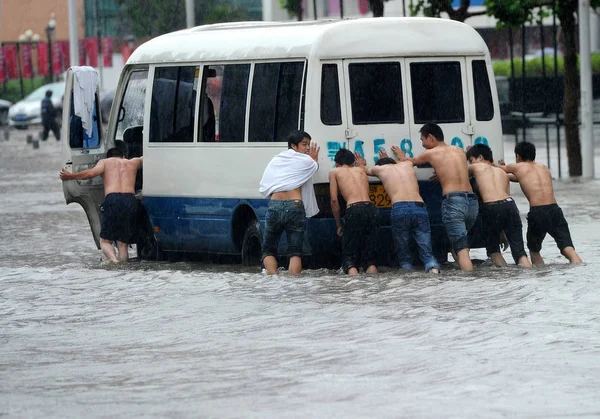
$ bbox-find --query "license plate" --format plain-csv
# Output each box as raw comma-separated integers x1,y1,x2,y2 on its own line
369,184,391,208
15,114,27,121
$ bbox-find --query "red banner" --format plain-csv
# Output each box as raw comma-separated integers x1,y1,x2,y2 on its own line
121,45,134,64
0,47,5,83
4,45,18,79
358,0,368,14
52,42,63,76
102,37,113,67
60,41,70,68
21,43,33,78
37,43,48,76
78,39,87,66
86,38,98,67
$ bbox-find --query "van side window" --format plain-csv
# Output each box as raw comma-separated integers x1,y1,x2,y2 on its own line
472,60,494,121
348,62,403,124
249,61,304,142
200,64,250,143
410,62,464,123
150,66,198,143
321,64,342,125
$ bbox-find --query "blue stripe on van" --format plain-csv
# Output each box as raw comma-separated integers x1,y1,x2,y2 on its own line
142,180,445,256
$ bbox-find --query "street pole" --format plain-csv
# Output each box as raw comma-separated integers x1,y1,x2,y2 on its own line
186,0,195,28
579,0,595,178
68,0,79,68
94,0,103,88
16,43,24,99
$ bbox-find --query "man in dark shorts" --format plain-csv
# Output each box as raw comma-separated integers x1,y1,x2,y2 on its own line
329,148,379,275
500,142,582,265
467,144,532,267
60,148,143,263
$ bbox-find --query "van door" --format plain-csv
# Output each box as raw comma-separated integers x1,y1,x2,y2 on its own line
342,59,411,165
406,58,473,151
61,67,105,248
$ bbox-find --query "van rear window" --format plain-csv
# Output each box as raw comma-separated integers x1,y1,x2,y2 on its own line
320,64,342,125
348,62,404,124
410,62,464,123
472,60,494,121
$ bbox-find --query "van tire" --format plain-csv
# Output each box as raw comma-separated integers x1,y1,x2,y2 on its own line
241,221,262,266
136,209,161,261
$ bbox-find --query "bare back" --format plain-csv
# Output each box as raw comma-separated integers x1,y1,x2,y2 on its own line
423,144,472,195
469,163,510,203
506,161,556,207
330,166,371,205
371,162,423,203
102,157,143,195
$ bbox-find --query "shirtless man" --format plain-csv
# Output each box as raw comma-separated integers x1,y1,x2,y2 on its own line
391,123,478,271
355,150,439,273
500,141,582,265
329,148,379,275
60,147,143,264
466,144,532,268
259,130,320,275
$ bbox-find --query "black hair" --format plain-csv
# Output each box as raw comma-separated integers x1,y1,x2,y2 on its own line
287,130,311,149
466,143,493,163
375,157,397,166
419,123,444,142
45,90,53,98
514,141,536,161
334,148,355,166
106,147,124,158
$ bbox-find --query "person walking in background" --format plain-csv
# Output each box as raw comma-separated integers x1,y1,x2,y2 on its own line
392,123,478,271
467,144,532,268
355,149,439,274
60,148,143,264
500,141,582,265
329,148,379,275
41,90,61,141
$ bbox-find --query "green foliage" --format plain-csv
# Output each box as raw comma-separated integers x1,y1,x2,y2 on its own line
118,0,250,37
280,0,302,20
492,53,600,77
0,78,47,103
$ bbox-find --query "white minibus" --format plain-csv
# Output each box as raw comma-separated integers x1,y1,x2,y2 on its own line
61,17,502,267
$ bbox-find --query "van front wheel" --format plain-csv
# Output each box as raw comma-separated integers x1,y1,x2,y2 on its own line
241,221,262,267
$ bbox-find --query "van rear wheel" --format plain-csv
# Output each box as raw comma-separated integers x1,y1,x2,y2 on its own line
241,221,262,266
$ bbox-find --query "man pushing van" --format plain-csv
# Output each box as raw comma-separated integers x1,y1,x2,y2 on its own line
60,148,143,264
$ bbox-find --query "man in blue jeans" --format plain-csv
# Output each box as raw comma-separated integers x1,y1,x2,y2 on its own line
356,150,439,274
259,131,320,274
392,123,478,271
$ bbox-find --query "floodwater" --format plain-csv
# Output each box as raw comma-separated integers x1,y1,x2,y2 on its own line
1,128,599,418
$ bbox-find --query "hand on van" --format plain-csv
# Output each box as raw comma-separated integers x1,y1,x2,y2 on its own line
309,142,320,162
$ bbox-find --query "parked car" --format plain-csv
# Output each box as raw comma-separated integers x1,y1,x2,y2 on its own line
8,82,64,129
0,99,12,125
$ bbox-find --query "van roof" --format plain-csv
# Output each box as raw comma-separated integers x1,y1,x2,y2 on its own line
128,17,489,65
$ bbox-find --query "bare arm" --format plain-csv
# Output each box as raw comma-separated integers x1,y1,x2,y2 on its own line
391,145,429,166
59,160,105,180
329,171,343,237
353,151,376,176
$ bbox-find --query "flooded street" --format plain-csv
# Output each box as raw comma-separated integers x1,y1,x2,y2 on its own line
1,127,599,418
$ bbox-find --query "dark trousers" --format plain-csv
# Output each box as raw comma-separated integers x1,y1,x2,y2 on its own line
42,118,61,141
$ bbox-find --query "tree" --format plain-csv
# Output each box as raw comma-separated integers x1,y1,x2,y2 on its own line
118,0,249,37
486,0,600,177
409,0,487,21
280,0,303,21
411,0,599,176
